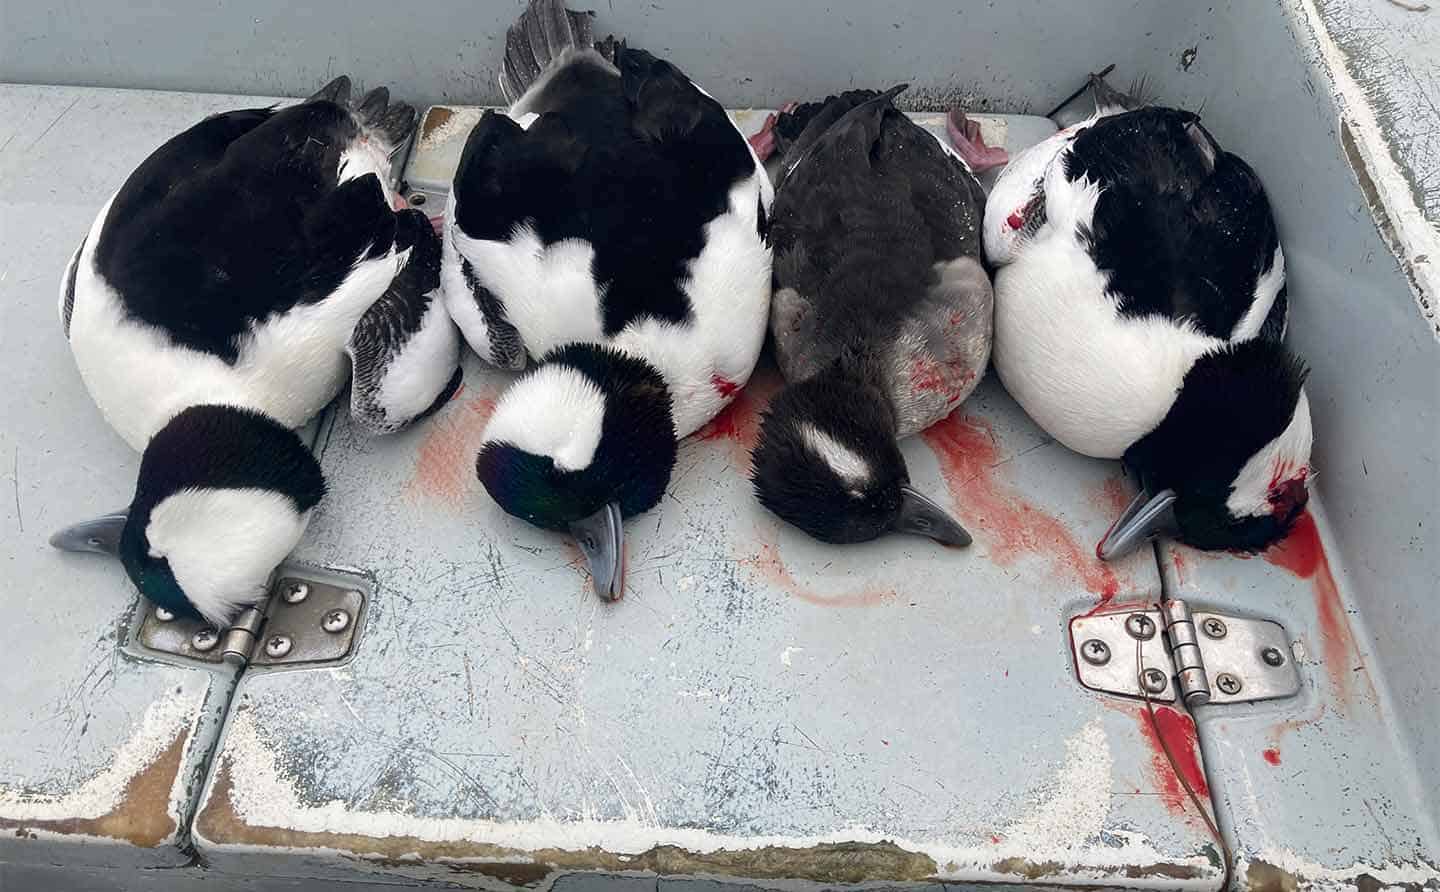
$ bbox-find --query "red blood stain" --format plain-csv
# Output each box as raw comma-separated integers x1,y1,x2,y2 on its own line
405,395,496,507
1262,748,1282,766
922,412,1122,600
1096,476,1132,516
1006,212,1024,230
1076,597,1154,620
990,835,1001,845
1171,551,1188,587
711,374,741,398
694,367,783,464
909,358,976,406
744,540,897,608
1264,511,1358,707
1135,705,1209,815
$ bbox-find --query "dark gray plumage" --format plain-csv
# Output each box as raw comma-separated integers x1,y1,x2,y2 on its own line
768,85,993,437
751,86,992,548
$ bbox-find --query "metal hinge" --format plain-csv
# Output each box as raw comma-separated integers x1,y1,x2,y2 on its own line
1070,599,1300,706
133,566,367,668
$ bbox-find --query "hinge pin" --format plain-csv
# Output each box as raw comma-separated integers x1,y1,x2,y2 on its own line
1161,600,1212,707
222,606,266,666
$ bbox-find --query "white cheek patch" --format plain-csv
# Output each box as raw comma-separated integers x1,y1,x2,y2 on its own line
145,488,310,627
799,423,872,488
484,364,607,472
1226,389,1314,518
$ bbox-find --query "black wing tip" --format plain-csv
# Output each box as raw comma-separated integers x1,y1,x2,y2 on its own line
308,75,352,106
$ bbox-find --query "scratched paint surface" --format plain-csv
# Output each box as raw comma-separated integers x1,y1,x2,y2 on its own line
0,86,248,868
1160,512,1440,886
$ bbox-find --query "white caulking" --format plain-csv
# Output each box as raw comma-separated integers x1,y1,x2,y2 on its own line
211,711,1210,886
0,692,195,821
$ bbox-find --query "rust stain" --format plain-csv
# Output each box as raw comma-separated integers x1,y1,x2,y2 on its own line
990,856,1206,882
420,106,454,141
922,412,1123,601
404,394,497,508
741,537,898,608
0,730,187,848
195,757,938,884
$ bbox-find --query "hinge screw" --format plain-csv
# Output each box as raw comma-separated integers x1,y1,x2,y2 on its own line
264,634,293,658
154,606,175,622
1125,613,1156,640
1080,638,1111,666
322,609,351,634
1215,672,1242,695
191,627,219,652
283,582,309,604
1142,668,1168,694
1201,617,1228,639
1261,646,1286,667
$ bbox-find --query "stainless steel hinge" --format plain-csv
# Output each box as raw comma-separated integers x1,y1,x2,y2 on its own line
1070,598,1300,706
133,566,367,668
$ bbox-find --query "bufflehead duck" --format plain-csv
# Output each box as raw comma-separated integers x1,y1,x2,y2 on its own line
984,75,1311,558
750,87,991,547
440,0,772,599
51,76,463,625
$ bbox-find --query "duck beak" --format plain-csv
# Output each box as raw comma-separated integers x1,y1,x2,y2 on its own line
893,485,972,547
1097,488,1178,561
49,510,129,556
570,502,624,601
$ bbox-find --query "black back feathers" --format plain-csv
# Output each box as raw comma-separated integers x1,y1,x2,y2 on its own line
93,91,409,363
1065,107,1284,340
452,44,754,337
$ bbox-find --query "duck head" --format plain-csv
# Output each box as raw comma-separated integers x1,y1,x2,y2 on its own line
751,371,970,547
476,343,677,600
51,405,325,626
1099,339,1312,559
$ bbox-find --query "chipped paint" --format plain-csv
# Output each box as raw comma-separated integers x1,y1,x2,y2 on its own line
1245,850,1440,891
0,696,193,847
197,710,1212,887
1290,0,1440,339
